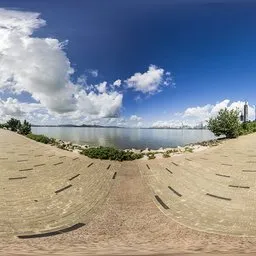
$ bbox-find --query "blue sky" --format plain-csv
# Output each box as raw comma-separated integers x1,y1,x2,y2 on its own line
0,0,255,127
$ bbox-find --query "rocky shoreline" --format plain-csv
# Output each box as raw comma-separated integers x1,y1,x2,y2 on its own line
51,137,223,160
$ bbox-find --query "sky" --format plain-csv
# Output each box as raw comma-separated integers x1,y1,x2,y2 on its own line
0,0,255,127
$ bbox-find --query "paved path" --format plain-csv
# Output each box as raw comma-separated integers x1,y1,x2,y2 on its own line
139,134,256,236
0,129,120,237
1,129,256,255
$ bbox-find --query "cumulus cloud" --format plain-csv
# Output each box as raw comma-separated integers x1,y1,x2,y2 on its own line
88,69,98,77
0,97,45,123
0,8,123,120
151,100,255,128
0,8,76,113
125,65,173,94
183,99,255,121
77,75,87,86
134,95,142,102
76,90,123,118
151,120,183,128
183,104,213,120
130,115,142,122
0,97,24,120
113,79,121,87
96,81,107,93
0,95,124,126
0,8,46,35
0,8,177,125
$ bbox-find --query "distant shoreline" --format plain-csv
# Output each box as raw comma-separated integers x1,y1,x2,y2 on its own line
32,125,209,130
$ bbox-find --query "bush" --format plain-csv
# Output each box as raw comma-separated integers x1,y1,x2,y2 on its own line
147,153,156,160
6,118,21,132
208,108,240,138
19,120,31,135
162,152,170,158
3,118,31,135
239,121,256,135
27,133,54,144
185,147,193,153
166,149,179,154
81,147,143,161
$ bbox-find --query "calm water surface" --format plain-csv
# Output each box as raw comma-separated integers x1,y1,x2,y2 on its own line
32,127,217,149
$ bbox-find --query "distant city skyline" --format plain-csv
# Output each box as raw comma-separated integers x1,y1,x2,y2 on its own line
0,0,256,127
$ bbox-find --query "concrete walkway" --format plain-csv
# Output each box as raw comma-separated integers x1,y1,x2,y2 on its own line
1,129,256,255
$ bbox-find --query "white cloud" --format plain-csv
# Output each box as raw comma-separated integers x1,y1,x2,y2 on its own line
0,8,123,120
0,8,178,126
0,97,24,120
125,65,173,94
0,97,45,123
134,95,142,102
0,95,124,125
136,121,143,128
183,99,255,121
76,90,123,118
113,79,121,87
152,120,183,128
77,75,87,86
0,9,76,113
96,81,107,93
130,115,142,122
151,100,255,128
89,69,98,77
85,69,98,77
183,104,213,120
0,8,46,35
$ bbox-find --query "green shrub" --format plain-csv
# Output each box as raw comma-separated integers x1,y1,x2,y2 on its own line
3,118,31,135
27,133,54,144
162,152,170,158
57,144,67,150
81,147,143,161
239,121,256,135
166,149,179,154
208,108,240,138
6,118,21,132
19,120,31,135
185,147,193,153
147,153,156,160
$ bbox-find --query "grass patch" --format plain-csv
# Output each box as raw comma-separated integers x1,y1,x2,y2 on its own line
166,149,179,154
27,133,55,144
81,147,143,161
184,147,193,153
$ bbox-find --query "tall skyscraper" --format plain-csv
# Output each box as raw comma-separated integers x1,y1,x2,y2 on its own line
240,111,244,122
244,102,248,122
255,105,256,121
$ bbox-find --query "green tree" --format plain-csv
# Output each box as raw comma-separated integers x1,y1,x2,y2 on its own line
19,120,31,135
208,108,240,138
240,121,256,135
6,118,21,132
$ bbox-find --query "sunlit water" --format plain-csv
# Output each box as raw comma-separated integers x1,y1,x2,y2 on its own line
31,127,217,149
